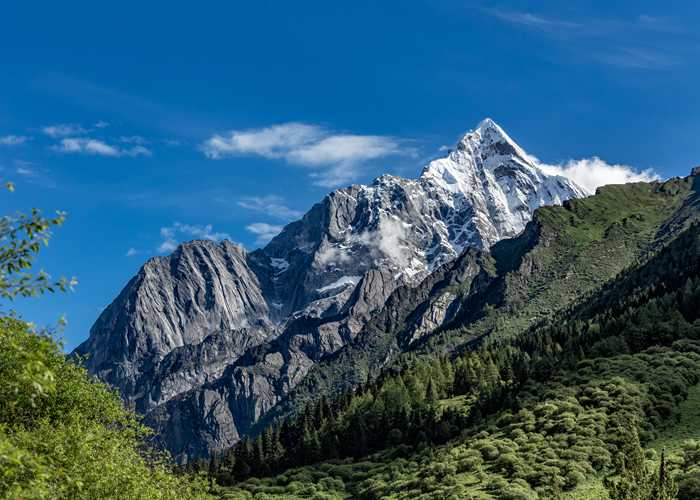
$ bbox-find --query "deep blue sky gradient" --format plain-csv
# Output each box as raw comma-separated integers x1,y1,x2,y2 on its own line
1,1,698,350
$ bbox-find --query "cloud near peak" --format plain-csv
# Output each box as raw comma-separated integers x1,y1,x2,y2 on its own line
201,122,405,187
158,222,232,253
245,222,284,245
539,157,659,193
237,195,302,220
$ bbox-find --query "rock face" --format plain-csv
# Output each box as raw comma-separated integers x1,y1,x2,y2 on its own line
73,240,276,413
73,118,587,462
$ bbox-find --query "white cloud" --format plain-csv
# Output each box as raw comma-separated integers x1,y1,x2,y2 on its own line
94,120,110,128
126,247,139,257
158,222,231,253
315,216,410,268
53,138,152,157
539,157,659,192
42,123,89,138
11,160,40,178
237,195,303,220
201,122,404,186
119,135,149,145
245,222,283,245
158,239,177,254
15,166,36,177
0,135,30,146
202,123,323,159
594,47,678,70
286,134,401,166
483,9,686,70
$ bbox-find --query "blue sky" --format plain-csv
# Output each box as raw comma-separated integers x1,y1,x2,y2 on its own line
1,1,698,351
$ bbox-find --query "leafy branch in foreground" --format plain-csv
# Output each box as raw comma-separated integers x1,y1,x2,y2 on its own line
0,183,76,300
0,183,77,299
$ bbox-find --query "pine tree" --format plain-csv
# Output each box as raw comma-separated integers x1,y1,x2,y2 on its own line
425,378,439,409
604,425,655,500
651,450,678,500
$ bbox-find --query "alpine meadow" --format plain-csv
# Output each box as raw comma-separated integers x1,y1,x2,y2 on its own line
2,2,700,499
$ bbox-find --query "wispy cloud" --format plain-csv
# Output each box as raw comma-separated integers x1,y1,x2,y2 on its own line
237,195,303,220
158,222,231,253
35,73,213,138
0,135,30,146
53,138,152,157
119,135,149,145
125,247,139,257
484,10,682,37
485,9,580,32
245,222,283,245
15,161,38,178
42,123,89,138
539,157,659,192
593,47,679,70
93,120,110,129
201,122,405,187
482,9,689,70
6,160,57,188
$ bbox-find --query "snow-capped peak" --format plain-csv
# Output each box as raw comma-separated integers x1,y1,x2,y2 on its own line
468,117,530,160
415,118,586,246
262,118,587,308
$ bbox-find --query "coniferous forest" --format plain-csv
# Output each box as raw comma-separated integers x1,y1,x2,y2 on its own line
201,221,700,499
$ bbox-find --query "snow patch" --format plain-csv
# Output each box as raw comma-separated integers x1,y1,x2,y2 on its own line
270,258,289,273
317,275,361,293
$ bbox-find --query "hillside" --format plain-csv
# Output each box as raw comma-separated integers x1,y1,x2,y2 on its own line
214,189,700,499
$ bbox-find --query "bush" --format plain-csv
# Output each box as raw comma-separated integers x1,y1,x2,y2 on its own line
677,472,700,500
0,318,210,499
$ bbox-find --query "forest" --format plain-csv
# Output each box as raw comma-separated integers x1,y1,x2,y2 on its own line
207,223,700,499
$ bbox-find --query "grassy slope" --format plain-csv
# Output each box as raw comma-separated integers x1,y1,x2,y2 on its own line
221,353,700,500
650,383,700,455
429,176,696,351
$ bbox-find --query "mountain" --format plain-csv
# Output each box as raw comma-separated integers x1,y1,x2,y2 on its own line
273,170,699,425
73,118,587,462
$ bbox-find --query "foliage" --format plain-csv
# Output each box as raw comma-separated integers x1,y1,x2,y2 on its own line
0,184,76,301
0,185,210,499
0,318,212,499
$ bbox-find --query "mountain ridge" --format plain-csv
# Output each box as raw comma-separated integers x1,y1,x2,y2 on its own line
74,118,588,461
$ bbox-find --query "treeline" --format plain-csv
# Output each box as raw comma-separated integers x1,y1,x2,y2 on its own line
202,223,700,488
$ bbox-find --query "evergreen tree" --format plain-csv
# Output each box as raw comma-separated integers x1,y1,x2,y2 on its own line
425,378,439,409
605,425,655,500
651,450,678,500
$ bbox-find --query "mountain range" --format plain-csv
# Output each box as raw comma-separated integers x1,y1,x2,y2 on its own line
74,118,592,462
